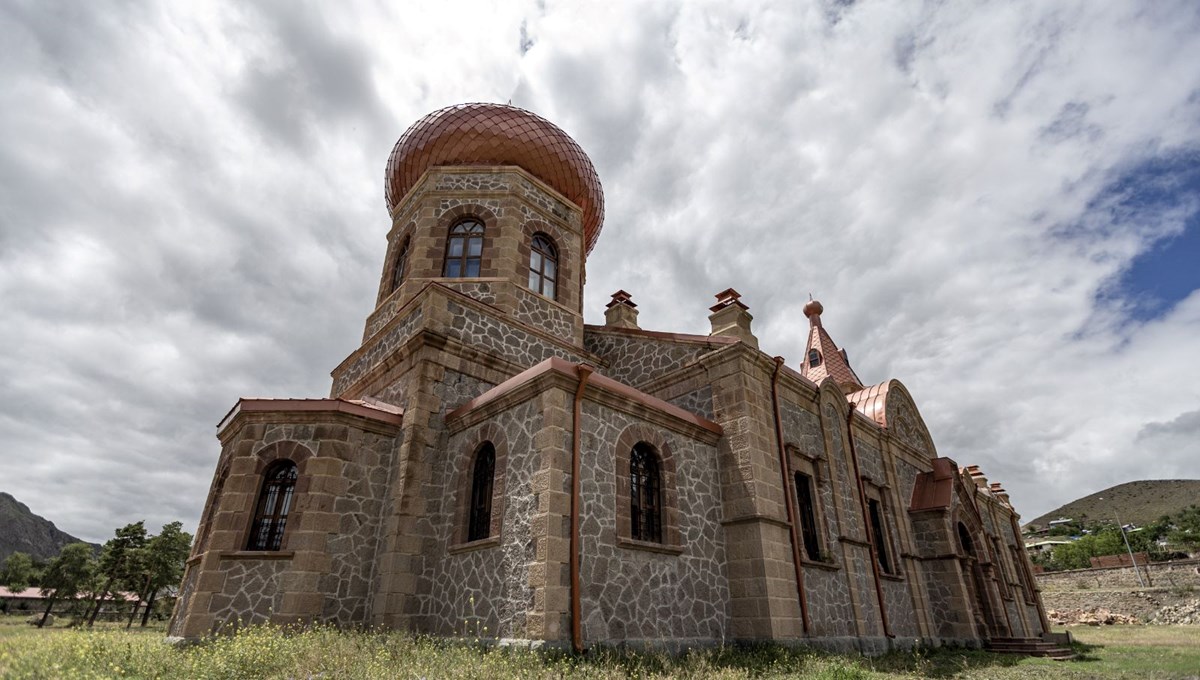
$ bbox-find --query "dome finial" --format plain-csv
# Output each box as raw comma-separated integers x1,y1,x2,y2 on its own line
803,296,824,326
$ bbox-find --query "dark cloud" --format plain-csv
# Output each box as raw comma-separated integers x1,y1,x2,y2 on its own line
1,0,1199,542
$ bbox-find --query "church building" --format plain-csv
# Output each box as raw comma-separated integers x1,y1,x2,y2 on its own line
169,103,1052,653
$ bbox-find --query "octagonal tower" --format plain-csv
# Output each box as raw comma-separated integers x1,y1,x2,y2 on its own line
363,103,604,351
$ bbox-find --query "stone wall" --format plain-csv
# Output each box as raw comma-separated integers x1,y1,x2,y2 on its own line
668,386,716,421
513,287,577,342
170,414,401,638
584,332,719,388
422,400,542,639
336,307,424,396
578,401,731,644
1038,559,1200,592
212,559,286,628
447,300,587,369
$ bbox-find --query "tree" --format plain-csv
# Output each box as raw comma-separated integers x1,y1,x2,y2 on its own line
87,521,148,627
125,522,193,627
2,552,36,593
1166,505,1200,553
37,543,94,628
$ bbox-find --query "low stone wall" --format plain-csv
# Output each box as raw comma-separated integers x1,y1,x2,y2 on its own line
1036,559,1200,623
1036,558,1200,592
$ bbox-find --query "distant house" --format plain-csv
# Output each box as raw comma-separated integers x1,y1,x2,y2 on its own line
0,586,139,614
1024,538,1072,555
1047,518,1073,528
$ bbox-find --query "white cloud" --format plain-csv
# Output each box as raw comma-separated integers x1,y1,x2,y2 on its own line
0,0,1198,540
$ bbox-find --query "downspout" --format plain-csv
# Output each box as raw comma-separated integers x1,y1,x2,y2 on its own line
570,363,594,654
771,357,811,634
845,402,893,639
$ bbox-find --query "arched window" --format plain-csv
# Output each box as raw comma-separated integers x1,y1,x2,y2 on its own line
528,234,558,299
247,460,298,551
630,443,662,543
467,442,496,541
443,219,484,278
390,236,411,292
808,349,822,368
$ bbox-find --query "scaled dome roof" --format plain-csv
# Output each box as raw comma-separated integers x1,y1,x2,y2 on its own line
385,103,605,254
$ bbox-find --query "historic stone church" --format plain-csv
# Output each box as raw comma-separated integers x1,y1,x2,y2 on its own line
170,103,1052,653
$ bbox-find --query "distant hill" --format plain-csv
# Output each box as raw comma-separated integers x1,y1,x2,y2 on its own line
1024,480,1200,531
0,492,96,562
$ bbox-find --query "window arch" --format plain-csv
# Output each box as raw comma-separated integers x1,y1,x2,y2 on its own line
247,460,298,551
808,349,822,368
443,219,484,278
630,443,662,543
391,236,411,292
528,233,558,299
467,442,496,542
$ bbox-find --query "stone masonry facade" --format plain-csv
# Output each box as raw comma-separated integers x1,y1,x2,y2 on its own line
171,107,1051,653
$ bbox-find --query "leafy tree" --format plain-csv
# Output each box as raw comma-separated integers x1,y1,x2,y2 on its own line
37,543,95,628
125,521,193,627
2,552,37,593
1166,505,1200,552
87,521,148,627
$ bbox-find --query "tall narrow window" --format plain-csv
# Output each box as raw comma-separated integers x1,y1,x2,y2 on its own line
630,443,662,543
443,219,484,278
794,472,821,560
528,234,558,299
808,349,822,368
247,461,298,551
390,236,411,292
867,498,894,575
467,443,496,542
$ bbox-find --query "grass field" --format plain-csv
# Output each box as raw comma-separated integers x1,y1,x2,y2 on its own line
1,617,1197,679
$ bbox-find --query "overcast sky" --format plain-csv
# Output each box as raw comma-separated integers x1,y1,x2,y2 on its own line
2,1,1198,543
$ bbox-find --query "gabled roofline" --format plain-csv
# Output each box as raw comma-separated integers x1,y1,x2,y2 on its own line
446,357,723,438
217,398,404,435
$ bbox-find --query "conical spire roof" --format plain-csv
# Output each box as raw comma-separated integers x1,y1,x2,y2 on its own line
801,299,863,393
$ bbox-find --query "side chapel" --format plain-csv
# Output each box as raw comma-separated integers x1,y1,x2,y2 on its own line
170,103,1053,653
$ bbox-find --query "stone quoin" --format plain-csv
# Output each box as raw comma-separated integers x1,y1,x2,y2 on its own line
169,103,1051,653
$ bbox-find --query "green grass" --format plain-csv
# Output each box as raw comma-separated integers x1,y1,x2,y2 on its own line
1,619,1198,679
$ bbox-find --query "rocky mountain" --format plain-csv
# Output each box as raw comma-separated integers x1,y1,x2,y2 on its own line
1024,479,1200,530
0,492,95,562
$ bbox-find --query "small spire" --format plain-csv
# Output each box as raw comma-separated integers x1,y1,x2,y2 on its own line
800,298,862,392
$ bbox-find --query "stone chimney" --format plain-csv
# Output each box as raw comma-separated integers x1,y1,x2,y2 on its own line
708,288,758,349
604,290,640,329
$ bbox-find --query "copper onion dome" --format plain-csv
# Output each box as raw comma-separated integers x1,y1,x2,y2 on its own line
385,103,605,254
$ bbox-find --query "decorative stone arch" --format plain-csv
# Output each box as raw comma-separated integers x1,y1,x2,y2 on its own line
951,479,1005,638
193,458,231,557
613,423,682,550
451,422,509,547
817,379,853,473
378,220,417,305
436,203,501,278
882,381,937,458
243,440,314,551
515,218,580,311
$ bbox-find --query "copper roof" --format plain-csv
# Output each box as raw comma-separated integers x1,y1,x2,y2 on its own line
385,103,605,254
800,300,863,391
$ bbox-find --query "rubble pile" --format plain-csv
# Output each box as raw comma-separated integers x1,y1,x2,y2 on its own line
1047,608,1139,625
1149,600,1200,625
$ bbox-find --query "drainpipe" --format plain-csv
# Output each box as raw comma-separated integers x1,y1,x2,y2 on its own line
570,363,594,654
771,357,811,634
845,402,893,639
